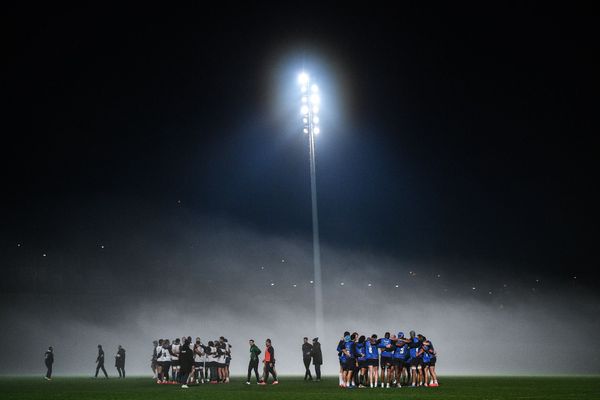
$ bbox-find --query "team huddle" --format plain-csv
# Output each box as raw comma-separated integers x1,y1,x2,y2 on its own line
152,336,232,388
337,330,439,388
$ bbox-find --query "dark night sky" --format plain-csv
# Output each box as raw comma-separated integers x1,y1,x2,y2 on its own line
1,5,599,375
4,5,598,279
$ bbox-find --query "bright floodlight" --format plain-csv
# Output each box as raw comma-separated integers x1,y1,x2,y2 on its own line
310,94,320,104
298,72,310,85
313,116,320,124
312,106,319,114
301,105,309,115
314,127,320,134
303,117,308,124
303,128,309,134
302,96,308,103
311,84,319,92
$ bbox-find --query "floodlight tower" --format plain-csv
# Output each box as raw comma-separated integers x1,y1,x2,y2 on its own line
298,72,323,336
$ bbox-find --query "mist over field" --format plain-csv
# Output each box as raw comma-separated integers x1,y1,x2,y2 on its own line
2,204,598,376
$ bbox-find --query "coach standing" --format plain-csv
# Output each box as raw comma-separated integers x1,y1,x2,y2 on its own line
44,346,54,380
311,337,322,381
246,339,261,384
302,337,313,381
115,345,126,378
179,337,194,388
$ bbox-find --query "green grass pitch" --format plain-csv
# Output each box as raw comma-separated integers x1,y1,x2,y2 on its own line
1,376,599,399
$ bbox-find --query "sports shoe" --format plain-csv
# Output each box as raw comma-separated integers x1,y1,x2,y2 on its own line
272,380,279,385
258,381,266,385
245,381,250,385
181,385,189,389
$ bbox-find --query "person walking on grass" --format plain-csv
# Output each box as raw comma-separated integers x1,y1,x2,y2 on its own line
95,345,108,379
258,339,278,385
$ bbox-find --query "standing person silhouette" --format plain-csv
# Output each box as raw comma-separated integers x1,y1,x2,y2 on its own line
311,338,322,381
302,337,313,381
44,346,54,380
246,339,261,384
95,345,108,378
115,345,126,378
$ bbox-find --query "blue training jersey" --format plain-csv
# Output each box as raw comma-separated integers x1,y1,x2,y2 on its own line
355,342,366,361
409,337,421,359
344,341,355,359
422,344,431,363
337,340,345,361
365,341,379,359
393,341,408,359
378,337,393,357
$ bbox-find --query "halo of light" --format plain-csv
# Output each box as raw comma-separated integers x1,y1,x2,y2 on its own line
298,72,309,85
301,105,309,115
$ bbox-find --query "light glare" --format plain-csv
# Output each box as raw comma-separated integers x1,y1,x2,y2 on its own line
301,105,309,115
298,72,309,85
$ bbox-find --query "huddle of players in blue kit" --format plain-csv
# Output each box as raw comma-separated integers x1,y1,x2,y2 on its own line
336,330,439,389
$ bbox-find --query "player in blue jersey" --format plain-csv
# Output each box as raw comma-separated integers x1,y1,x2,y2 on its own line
355,335,367,388
377,332,394,388
365,334,379,388
421,338,438,386
392,332,408,387
419,338,432,386
406,331,423,386
337,331,350,387
340,334,356,388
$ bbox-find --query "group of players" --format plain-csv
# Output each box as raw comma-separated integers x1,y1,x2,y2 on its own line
152,336,232,388
337,330,438,389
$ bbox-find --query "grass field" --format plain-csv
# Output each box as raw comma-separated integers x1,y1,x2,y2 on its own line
1,376,599,400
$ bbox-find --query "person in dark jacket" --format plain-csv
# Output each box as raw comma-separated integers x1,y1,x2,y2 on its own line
44,346,54,380
302,337,313,381
115,345,126,378
178,337,194,388
95,345,108,378
311,337,323,381
246,339,261,384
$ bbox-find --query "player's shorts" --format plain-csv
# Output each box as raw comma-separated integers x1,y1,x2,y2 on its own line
343,358,355,371
160,361,172,370
394,358,404,368
194,362,203,368
381,356,393,367
409,358,420,368
429,357,436,366
171,360,180,367
218,363,227,368
225,357,231,366
367,358,379,367
357,359,367,369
